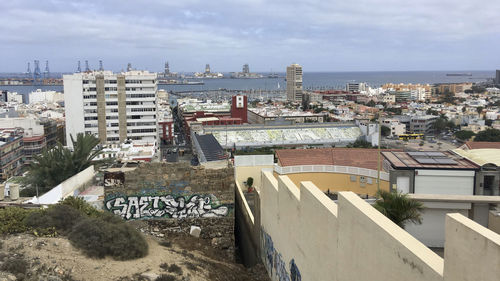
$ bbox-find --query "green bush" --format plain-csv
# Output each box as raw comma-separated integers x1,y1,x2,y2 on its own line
0,207,34,234
68,214,148,260
59,196,101,218
24,204,83,234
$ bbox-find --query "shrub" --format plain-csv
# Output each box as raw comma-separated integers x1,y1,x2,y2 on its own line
1,255,28,275
68,214,148,260
24,204,83,234
0,207,34,234
59,196,101,218
159,241,172,248
167,264,183,275
155,275,178,281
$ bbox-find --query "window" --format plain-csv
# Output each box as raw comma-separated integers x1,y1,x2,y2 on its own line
350,175,357,182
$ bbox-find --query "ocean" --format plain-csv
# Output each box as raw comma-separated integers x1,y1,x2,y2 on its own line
0,70,494,102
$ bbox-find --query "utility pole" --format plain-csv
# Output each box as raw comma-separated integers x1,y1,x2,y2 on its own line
377,111,382,193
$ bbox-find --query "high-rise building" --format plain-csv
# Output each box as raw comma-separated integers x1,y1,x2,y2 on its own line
64,70,158,148
205,64,211,74
496,69,500,84
286,64,303,102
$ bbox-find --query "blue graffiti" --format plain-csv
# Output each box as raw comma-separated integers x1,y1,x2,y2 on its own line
290,259,301,281
262,231,274,276
261,229,301,281
275,253,290,281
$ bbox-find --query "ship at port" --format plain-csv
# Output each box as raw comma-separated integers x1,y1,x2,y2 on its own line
194,64,223,78
230,64,264,78
446,73,472,76
157,79,204,85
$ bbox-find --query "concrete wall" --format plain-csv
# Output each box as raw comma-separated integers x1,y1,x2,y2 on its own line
489,210,500,234
405,202,470,248
259,171,500,281
444,213,500,281
277,171,390,196
234,155,274,189
24,166,95,204
233,155,272,266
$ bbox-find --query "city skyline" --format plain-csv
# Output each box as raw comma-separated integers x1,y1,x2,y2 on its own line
0,0,499,72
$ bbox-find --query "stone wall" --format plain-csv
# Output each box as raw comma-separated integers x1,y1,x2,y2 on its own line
104,162,235,257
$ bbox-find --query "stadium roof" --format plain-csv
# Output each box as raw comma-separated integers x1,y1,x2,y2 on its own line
203,123,363,148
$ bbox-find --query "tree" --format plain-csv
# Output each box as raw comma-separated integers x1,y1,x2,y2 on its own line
21,133,103,196
373,190,424,229
426,108,439,116
474,128,500,142
346,139,373,148
246,177,254,188
476,106,484,115
454,130,475,141
432,117,448,133
366,100,376,107
381,125,391,137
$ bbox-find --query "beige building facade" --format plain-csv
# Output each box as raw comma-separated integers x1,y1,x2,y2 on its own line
286,64,303,102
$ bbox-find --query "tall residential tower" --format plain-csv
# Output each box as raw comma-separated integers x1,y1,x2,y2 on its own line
64,70,158,148
286,64,303,102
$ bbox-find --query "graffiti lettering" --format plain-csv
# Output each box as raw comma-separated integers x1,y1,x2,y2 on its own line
105,194,229,220
261,230,301,281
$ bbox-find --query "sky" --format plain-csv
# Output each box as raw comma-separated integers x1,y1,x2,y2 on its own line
0,0,499,73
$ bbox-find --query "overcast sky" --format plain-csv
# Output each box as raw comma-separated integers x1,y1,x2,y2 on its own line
0,0,499,72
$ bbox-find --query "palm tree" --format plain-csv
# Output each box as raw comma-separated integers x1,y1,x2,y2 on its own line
22,133,102,196
373,190,424,229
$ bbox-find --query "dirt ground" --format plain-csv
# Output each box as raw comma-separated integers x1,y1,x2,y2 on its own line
0,229,269,281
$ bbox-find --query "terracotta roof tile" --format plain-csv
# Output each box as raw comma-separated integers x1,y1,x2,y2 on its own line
276,148,399,170
465,141,500,150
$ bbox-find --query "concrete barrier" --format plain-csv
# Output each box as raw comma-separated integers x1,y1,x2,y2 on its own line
258,171,500,281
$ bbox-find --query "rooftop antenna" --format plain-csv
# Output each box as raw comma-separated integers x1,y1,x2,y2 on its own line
85,60,90,72
77,61,81,73
99,60,104,71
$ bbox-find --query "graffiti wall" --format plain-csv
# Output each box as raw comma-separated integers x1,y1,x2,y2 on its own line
103,163,236,258
262,230,302,281
105,193,231,220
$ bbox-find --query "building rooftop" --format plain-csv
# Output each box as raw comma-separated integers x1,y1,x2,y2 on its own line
453,148,500,166
382,151,479,170
204,123,362,148
464,141,500,150
249,106,321,117
276,148,399,170
194,134,225,162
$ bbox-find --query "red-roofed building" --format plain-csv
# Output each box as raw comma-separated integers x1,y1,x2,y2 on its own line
274,148,400,197
462,141,500,150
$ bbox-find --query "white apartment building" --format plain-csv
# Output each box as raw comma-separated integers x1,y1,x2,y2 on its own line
382,118,406,137
346,82,367,92
286,64,303,102
64,70,158,148
29,89,64,104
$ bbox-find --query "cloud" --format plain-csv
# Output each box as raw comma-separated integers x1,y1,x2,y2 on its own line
0,0,498,71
